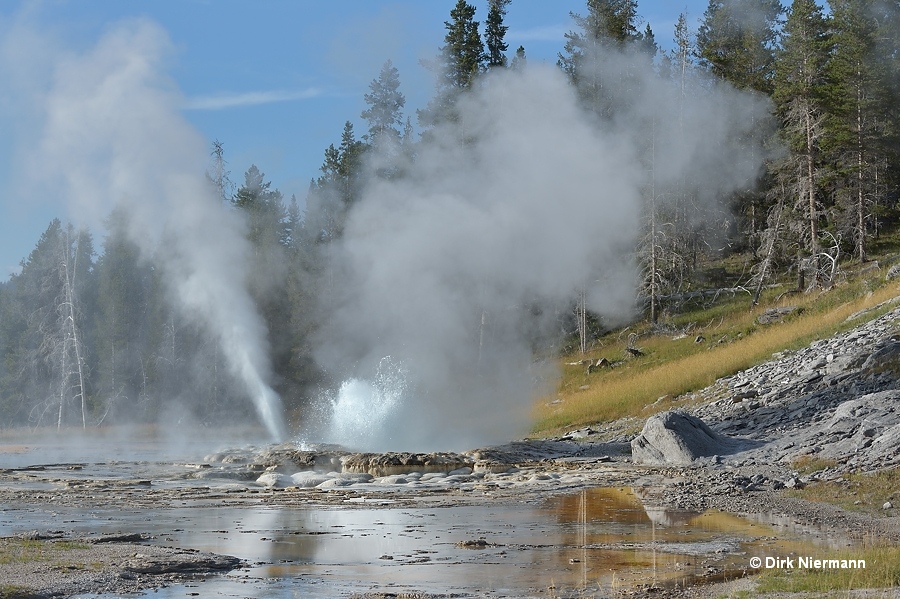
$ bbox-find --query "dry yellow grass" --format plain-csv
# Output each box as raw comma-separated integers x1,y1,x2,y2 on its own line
756,542,900,593
789,468,900,514
532,279,900,435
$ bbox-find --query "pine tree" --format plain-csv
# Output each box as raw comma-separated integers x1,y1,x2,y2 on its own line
772,0,831,266
206,139,234,203
441,0,485,89
697,0,781,264
671,13,694,101
283,194,302,250
361,60,406,146
664,13,706,297
337,121,366,203
873,0,900,231
233,165,287,252
14,221,66,424
94,207,155,422
304,122,369,245
510,45,527,71
558,0,655,115
0,278,19,424
233,166,298,412
419,0,485,129
485,0,511,69
696,0,783,95
823,0,892,262
3,221,96,428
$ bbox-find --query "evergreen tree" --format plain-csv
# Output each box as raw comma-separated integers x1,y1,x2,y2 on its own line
823,0,893,262
441,0,485,88
233,165,287,253
283,194,303,250
873,0,900,231
338,121,366,200
419,0,485,129
206,139,234,204
485,0,511,69
0,279,16,424
664,13,707,299
94,207,155,422
670,13,694,96
696,0,783,95
558,0,655,115
0,220,96,428
0,222,60,425
697,0,781,264
510,45,527,71
233,166,302,412
771,0,831,265
361,60,406,147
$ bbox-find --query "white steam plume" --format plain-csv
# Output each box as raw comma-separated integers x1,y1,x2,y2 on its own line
316,59,770,451
22,19,287,441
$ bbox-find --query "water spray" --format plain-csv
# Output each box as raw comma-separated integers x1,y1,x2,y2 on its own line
325,356,407,451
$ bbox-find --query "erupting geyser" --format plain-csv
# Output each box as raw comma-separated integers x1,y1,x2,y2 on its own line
28,19,289,442
233,355,288,442
326,356,407,451
313,60,770,450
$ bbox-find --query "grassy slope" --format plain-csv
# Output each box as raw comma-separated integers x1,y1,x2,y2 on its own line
531,257,900,437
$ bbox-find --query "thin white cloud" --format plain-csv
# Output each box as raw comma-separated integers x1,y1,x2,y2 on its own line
509,24,568,43
184,87,322,110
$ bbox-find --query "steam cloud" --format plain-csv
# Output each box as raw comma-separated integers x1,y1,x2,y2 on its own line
18,19,287,441
315,60,769,451
3,10,771,452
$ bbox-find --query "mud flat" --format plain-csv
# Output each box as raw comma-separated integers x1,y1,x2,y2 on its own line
0,532,241,598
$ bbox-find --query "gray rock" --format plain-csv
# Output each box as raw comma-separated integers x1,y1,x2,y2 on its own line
885,263,900,281
861,342,900,372
631,411,742,466
757,306,801,325
316,478,352,489
376,475,409,485
290,471,332,488
123,551,242,574
341,451,472,477
883,501,893,510
255,472,291,488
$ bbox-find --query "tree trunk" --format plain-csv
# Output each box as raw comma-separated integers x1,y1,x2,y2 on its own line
576,287,587,355
855,69,867,262
753,188,785,306
57,227,88,429
804,103,818,258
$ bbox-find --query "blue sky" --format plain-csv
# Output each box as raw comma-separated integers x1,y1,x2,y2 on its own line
0,0,714,278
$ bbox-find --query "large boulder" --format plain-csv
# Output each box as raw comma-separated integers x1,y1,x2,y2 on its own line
631,410,737,466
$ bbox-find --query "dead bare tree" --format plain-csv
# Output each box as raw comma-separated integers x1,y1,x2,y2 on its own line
574,286,588,355
57,226,89,428
36,225,90,430
752,183,788,306
812,230,842,289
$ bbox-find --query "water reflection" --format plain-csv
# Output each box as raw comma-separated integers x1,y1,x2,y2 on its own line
4,486,853,598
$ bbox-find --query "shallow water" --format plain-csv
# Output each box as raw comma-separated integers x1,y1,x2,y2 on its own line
0,434,852,597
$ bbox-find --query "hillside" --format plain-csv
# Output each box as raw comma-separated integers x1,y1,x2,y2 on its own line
534,249,900,438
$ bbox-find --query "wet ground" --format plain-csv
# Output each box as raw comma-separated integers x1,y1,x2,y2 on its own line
0,489,848,598
0,429,866,598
